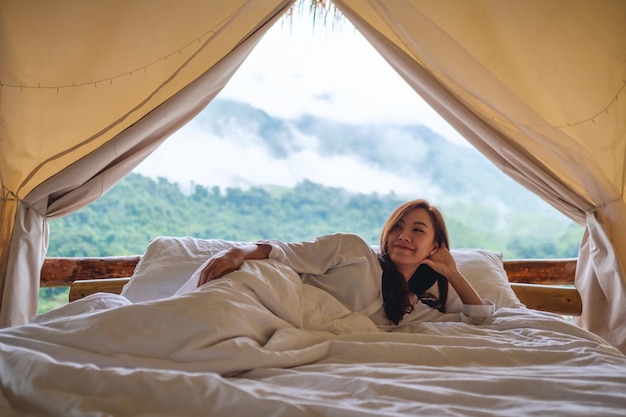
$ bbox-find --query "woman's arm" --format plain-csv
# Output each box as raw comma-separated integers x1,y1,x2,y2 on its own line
421,246,485,305
444,270,485,305
197,244,271,287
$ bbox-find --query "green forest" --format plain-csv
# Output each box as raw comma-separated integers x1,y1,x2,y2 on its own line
47,172,583,259
40,172,584,313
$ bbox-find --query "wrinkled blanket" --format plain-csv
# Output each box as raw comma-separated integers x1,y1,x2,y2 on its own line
1,260,625,417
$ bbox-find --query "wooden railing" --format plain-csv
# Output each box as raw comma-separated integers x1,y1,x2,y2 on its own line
40,256,142,286
40,256,581,316
502,259,577,285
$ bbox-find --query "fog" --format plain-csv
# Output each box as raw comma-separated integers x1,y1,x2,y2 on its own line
134,10,464,196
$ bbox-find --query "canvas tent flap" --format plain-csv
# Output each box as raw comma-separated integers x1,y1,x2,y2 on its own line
333,0,626,352
0,0,287,197
333,0,626,205
0,0,294,325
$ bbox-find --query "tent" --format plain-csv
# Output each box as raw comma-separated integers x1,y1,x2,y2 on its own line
1,0,625,353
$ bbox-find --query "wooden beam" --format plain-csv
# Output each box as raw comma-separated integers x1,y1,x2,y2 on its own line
510,283,582,316
503,258,576,285
68,277,583,316
69,277,130,302
41,256,141,287
42,256,577,287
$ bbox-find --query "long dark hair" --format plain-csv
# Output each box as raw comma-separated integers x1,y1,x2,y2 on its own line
379,200,450,324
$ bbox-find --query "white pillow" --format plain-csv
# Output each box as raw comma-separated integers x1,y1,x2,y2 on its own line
122,237,523,311
446,248,523,311
120,236,249,302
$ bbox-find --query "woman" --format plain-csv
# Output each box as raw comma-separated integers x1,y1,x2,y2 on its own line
197,199,493,326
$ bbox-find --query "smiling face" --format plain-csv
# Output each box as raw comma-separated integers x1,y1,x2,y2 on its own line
386,207,438,280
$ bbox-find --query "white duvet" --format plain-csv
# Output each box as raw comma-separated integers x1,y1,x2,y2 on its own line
1,260,625,416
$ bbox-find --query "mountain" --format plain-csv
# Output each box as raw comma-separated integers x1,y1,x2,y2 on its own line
47,98,583,260
190,98,559,216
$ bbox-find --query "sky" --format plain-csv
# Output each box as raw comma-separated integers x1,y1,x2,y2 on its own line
133,10,468,195
217,12,465,138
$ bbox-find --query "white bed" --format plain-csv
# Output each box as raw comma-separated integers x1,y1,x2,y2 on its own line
1,237,625,416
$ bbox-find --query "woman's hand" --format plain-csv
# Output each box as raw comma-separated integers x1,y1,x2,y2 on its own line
420,245,457,278
196,243,272,287
421,245,485,305
197,247,246,287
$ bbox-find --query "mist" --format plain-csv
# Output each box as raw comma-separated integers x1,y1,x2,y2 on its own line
135,120,441,197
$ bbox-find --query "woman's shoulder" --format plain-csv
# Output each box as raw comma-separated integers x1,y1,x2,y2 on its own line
318,232,368,244
318,233,378,254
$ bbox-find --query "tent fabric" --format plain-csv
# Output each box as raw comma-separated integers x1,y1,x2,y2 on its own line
1,0,626,353
0,0,294,325
333,0,626,352
0,36,275,326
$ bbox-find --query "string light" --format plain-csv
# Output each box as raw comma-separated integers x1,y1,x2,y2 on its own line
558,79,626,128
459,77,625,130
0,7,239,92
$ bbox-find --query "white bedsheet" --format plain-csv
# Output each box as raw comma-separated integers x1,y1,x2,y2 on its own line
1,260,625,416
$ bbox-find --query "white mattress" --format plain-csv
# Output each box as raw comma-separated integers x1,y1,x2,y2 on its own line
1,260,625,416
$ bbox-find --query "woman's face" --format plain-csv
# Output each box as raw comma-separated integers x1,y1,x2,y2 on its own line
386,208,437,279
